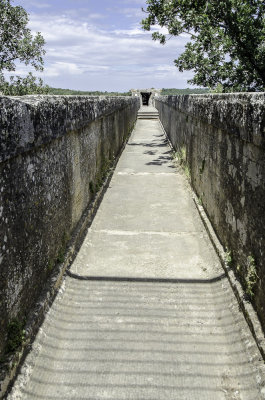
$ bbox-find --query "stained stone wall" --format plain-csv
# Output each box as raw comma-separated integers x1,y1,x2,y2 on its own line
155,93,265,331
0,95,139,357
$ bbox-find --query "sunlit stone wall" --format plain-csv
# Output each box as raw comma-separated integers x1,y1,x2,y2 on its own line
156,93,265,331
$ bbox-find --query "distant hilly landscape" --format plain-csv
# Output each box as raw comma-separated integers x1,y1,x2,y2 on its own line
161,88,209,95
47,88,209,96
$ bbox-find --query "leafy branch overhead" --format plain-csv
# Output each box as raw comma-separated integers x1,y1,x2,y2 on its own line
0,0,46,94
142,0,265,91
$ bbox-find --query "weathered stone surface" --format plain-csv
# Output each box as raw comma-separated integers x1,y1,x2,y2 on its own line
6,111,265,400
156,93,265,332
0,95,139,357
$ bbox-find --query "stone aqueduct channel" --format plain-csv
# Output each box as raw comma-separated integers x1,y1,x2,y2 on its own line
0,95,265,399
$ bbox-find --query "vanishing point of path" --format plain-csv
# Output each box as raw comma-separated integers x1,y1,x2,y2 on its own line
8,107,263,399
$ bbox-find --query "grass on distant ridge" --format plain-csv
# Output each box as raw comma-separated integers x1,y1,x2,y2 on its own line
46,87,209,96
161,88,209,95
47,87,131,96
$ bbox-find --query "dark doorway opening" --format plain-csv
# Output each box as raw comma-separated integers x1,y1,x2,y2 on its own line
141,92,151,106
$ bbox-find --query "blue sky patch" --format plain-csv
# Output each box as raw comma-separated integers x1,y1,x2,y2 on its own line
10,0,192,91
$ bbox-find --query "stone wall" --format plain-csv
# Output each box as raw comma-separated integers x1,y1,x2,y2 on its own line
0,95,139,357
155,93,265,330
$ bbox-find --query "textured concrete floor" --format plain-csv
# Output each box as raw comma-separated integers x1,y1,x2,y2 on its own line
8,112,264,399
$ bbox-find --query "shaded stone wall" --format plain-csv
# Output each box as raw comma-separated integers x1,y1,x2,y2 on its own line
155,93,265,330
0,95,139,356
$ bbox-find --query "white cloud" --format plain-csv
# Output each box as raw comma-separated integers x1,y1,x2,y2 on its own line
8,9,192,91
118,7,146,19
113,26,149,36
43,62,82,77
119,0,146,5
30,2,51,8
20,1,51,9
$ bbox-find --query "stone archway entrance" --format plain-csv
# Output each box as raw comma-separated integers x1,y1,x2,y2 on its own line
141,92,151,106
130,88,162,107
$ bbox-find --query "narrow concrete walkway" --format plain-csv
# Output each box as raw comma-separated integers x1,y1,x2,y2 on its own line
8,114,263,399
138,105,158,112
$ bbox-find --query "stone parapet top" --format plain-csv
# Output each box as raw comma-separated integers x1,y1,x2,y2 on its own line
0,95,139,163
156,93,265,146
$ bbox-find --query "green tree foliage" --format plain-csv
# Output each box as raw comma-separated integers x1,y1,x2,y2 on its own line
161,88,209,95
0,0,46,95
142,0,265,92
0,72,49,95
47,87,131,96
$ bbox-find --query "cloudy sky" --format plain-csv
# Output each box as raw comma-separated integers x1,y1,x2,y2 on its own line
11,0,193,91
